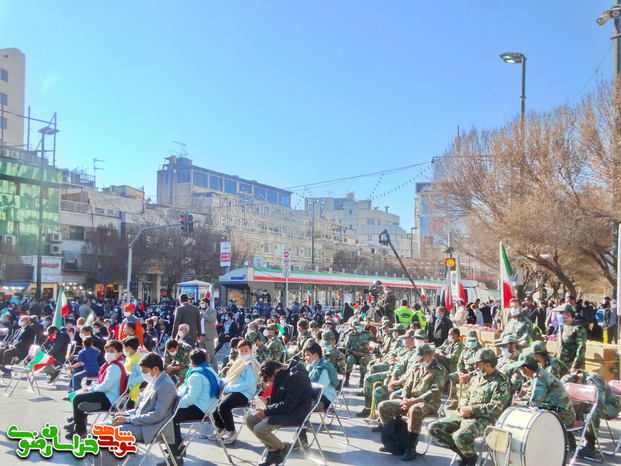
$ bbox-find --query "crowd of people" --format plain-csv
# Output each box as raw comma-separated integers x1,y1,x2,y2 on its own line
0,289,620,465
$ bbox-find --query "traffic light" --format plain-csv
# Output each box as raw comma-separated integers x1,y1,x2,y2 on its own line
187,214,194,233
180,214,188,232
444,258,456,269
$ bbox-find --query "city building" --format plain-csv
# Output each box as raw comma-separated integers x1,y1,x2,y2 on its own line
414,182,447,258
0,48,25,149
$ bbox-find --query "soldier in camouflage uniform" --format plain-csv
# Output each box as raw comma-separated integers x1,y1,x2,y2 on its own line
344,319,374,387
164,339,192,385
429,348,512,466
367,325,405,375
358,329,417,417
562,369,621,460
558,305,587,371
446,330,482,408
320,330,347,376
500,298,533,347
247,330,272,364
309,320,322,341
287,319,315,360
377,343,448,461
513,352,575,427
367,318,394,369
529,340,568,379
495,335,525,394
265,323,284,361
435,327,464,374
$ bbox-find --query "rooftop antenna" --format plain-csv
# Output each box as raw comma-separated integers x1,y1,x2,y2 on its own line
172,141,188,157
93,158,104,188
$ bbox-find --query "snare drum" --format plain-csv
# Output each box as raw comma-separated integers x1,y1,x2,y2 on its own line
492,407,566,466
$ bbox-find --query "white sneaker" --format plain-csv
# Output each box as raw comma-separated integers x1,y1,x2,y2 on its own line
207,428,224,441
222,430,237,445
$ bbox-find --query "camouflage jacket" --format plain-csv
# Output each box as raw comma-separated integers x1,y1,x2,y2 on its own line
164,341,192,383
497,352,525,393
560,324,587,369
457,343,483,374
291,332,315,356
266,337,284,361
527,368,575,427
324,347,347,375
254,345,273,365
393,347,419,378
501,316,533,346
542,355,568,379
461,369,512,425
402,359,448,411
436,340,464,373
345,330,373,355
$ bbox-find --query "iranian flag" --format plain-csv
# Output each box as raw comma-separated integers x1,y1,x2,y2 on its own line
28,350,56,372
53,287,69,328
306,283,313,306
420,287,427,303
206,281,215,299
499,243,514,309
85,310,97,327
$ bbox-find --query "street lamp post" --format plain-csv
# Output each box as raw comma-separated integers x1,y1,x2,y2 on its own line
499,52,527,122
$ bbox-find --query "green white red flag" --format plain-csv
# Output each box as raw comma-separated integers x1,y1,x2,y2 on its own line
499,243,514,309
85,310,96,327
53,287,69,328
306,283,313,306
27,350,56,372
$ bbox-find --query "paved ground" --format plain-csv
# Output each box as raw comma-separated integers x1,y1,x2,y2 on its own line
1,367,621,466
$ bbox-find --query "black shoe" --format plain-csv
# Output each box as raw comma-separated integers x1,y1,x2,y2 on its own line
63,423,75,432
459,455,477,466
577,446,601,461
356,391,364,396
48,372,60,384
156,456,184,466
357,408,371,418
77,401,103,413
293,431,309,450
371,425,383,433
270,443,291,465
258,449,278,466
66,417,74,423
379,446,392,453
401,447,417,461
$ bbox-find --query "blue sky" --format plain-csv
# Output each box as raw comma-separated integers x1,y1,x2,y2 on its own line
0,0,615,229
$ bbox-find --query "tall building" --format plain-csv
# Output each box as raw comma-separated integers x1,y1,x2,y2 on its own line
0,48,26,149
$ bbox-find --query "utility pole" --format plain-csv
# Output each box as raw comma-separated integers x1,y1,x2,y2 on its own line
310,200,316,270
35,135,45,299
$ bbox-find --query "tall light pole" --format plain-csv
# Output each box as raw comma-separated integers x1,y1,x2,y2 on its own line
499,52,527,122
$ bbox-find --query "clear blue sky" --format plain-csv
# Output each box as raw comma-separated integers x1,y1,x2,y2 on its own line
1,0,615,229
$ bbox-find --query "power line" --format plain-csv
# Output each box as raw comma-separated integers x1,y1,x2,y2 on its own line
569,43,612,102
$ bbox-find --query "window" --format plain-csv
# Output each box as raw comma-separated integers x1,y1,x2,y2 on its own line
267,190,277,204
0,69,7,82
40,186,49,200
0,116,6,129
239,183,252,193
224,179,236,194
194,172,208,187
69,226,84,241
278,193,290,207
95,207,104,214
209,175,222,191
0,92,6,105
254,186,266,201
177,170,190,183
13,221,20,235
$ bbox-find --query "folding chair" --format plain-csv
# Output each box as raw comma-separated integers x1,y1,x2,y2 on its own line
230,388,261,441
565,382,603,465
313,378,349,445
120,395,182,466
259,384,326,465
328,376,351,418
85,386,132,432
478,425,513,466
3,344,42,397
604,379,621,456
417,378,453,455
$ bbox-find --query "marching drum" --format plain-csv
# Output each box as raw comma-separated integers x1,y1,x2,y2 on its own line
492,407,566,466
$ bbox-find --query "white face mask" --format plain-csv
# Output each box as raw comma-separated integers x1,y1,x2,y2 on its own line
124,312,131,317
414,339,423,348
263,329,270,337
168,351,178,357
104,352,118,363
199,304,206,309
500,347,511,357
239,353,252,361
448,335,455,343
510,308,520,317
142,371,154,383
178,331,187,337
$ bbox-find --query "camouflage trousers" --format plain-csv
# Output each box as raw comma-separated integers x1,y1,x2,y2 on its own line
428,416,488,457
368,362,391,374
346,353,371,378
378,400,436,434
363,372,389,408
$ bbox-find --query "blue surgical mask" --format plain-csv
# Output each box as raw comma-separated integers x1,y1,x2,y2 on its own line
325,345,333,352
467,341,477,349
557,314,565,325
434,313,440,319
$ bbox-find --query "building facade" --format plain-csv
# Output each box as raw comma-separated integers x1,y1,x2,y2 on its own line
0,48,25,149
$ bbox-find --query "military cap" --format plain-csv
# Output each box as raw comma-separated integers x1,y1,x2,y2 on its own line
512,352,539,371
404,329,417,339
473,348,497,364
309,321,319,329
465,329,479,342
267,323,279,332
560,304,576,316
245,330,259,342
530,340,547,354
414,329,427,340
321,330,335,342
494,335,518,347
412,343,434,361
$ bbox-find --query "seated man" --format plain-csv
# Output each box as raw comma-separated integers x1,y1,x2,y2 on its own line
170,349,220,460
41,326,71,383
377,343,448,461
435,328,464,374
164,338,192,385
211,339,260,444
0,315,35,375
65,339,128,439
122,336,144,409
429,348,511,466
246,331,272,364
246,360,313,466
176,323,194,347
112,352,179,466
68,336,101,393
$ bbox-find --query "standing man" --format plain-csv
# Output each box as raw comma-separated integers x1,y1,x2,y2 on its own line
199,297,218,370
431,307,453,347
557,304,587,372
172,294,201,347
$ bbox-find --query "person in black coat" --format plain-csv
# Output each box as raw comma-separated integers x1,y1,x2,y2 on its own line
430,306,453,347
41,327,72,383
215,313,240,354
0,315,35,368
246,359,313,465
